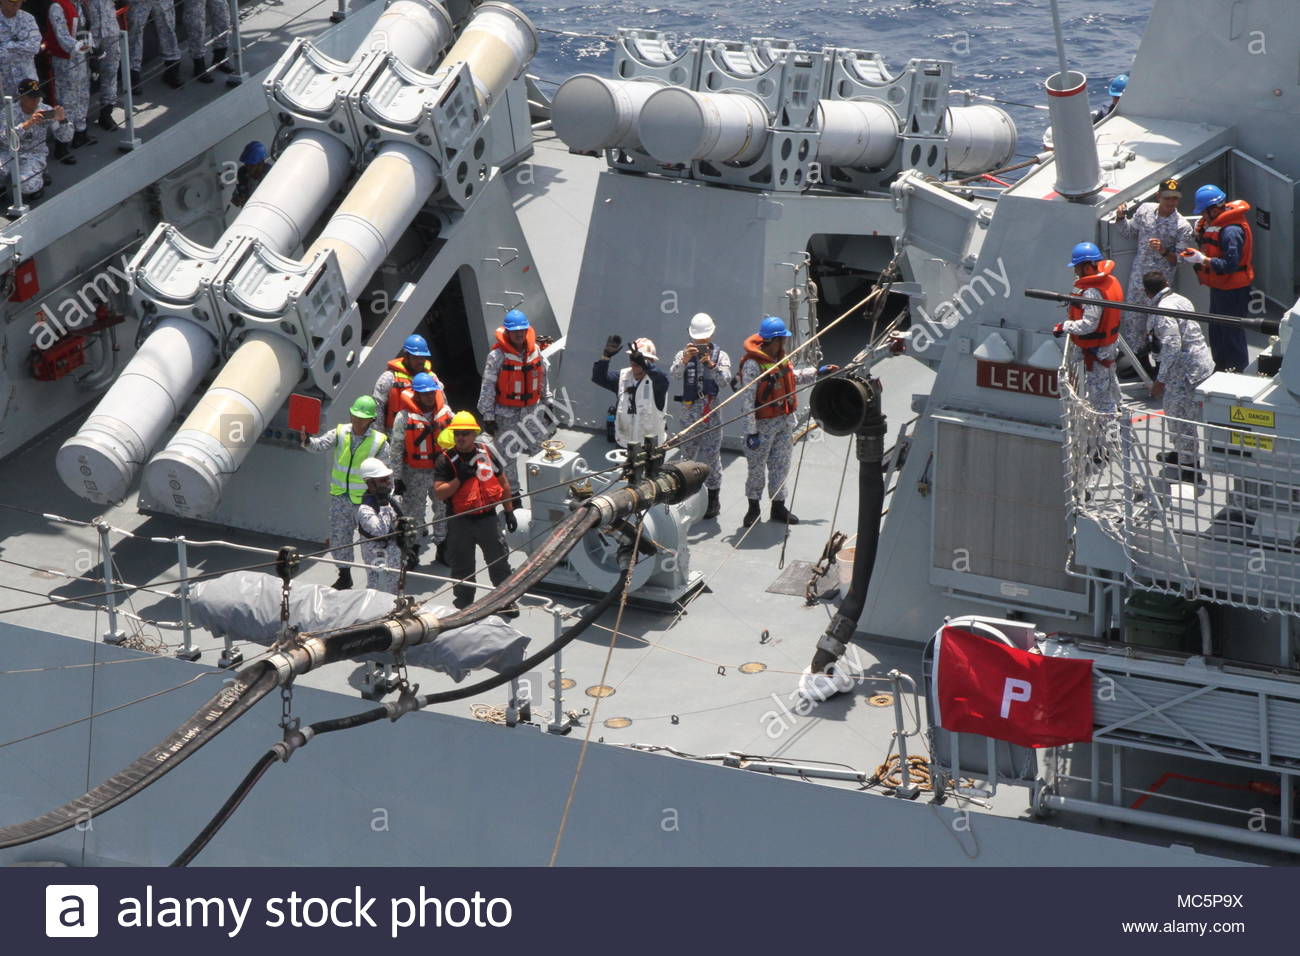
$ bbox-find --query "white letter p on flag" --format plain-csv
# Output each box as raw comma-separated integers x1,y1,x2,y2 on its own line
1000,678,1032,719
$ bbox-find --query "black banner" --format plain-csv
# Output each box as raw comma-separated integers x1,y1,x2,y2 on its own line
6,866,1294,952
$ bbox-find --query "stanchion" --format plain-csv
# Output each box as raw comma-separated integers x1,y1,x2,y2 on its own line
117,29,139,152
175,536,200,661
94,518,126,644
4,96,27,218
226,0,245,86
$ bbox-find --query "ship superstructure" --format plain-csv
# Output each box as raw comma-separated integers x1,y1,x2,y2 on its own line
0,0,1298,866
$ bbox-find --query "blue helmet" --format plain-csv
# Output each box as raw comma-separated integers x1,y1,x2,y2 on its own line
403,333,431,357
1107,74,1128,98
240,140,268,165
1193,184,1227,215
503,309,530,331
758,316,792,339
1068,241,1103,267
411,372,442,393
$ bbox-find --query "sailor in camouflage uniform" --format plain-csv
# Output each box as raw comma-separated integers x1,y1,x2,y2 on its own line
1114,178,1194,351
1142,271,1215,474
477,308,553,491
669,312,731,520
739,317,819,527
355,458,403,595
0,0,41,101
1055,242,1124,417
301,395,389,590
127,0,182,90
1,80,72,198
182,0,230,82
388,372,453,563
86,0,119,129
45,0,95,147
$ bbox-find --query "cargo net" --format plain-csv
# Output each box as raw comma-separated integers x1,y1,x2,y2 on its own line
1062,359,1300,615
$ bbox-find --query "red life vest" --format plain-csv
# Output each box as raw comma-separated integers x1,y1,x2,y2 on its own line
401,393,449,469
448,442,507,516
741,333,797,420
1067,260,1124,355
1194,200,1254,291
43,0,79,59
492,327,544,408
383,357,433,429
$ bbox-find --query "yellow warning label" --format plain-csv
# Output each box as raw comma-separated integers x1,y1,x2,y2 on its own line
1229,405,1275,429
1230,432,1274,452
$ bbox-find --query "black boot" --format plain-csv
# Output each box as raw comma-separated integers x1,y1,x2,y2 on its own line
194,56,213,83
770,499,799,525
71,128,97,149
97,104,118,131
130,68,142,96
703,488,720,520
331,568,353,591
213,46,234,74
53,140,75,165
162,60,183,89
742,499,761,528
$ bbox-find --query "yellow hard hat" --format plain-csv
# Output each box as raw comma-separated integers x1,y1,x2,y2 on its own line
437,427,455,450
449,410,480,431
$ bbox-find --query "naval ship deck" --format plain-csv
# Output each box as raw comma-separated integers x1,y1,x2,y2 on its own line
0,111,1289,868
3,0,358,210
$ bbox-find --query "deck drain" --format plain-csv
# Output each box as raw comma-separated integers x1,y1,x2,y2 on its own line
549,678,576,690
585,684,615,699
869,693,894,707
603,717,632,729
739,662,767,674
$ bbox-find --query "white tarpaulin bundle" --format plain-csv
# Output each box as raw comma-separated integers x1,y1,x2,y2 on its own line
189,572,529,681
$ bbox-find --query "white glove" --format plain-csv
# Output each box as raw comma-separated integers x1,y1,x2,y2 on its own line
75,40,91,55
1181,248,1207,266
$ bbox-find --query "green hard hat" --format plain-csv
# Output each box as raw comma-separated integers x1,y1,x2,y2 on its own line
349,395,378,418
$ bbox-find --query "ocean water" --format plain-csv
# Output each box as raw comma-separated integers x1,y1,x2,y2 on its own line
520,0,1153,158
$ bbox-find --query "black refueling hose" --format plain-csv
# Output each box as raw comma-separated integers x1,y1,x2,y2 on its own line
171,566,632,867
0,462,708,854
0,661,281,849
807,371,888,674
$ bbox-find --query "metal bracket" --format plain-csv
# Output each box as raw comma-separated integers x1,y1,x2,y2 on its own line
128,223,228,337
213,238,359,395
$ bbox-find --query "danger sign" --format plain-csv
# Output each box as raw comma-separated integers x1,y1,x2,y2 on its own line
1229,405,1275,429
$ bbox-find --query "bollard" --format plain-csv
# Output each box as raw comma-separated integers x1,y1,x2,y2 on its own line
4,96,26,218
175,536,200,661
226,0,245,86
117,30,139,152
94,518,126,644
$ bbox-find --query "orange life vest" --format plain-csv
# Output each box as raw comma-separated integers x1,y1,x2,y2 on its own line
492,327,544,408
1194,200,1254,291
447,442,507,516
401,393,449,469
741,334,797,420
383,357,433,429
1067,260,1124,355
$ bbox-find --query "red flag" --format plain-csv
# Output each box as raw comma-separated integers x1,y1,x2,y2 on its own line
933,625,1094,748
287,394,322,435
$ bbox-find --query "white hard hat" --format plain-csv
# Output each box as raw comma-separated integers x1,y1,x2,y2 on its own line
688,312,715,339
633,337,658,361
358,457,392,480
